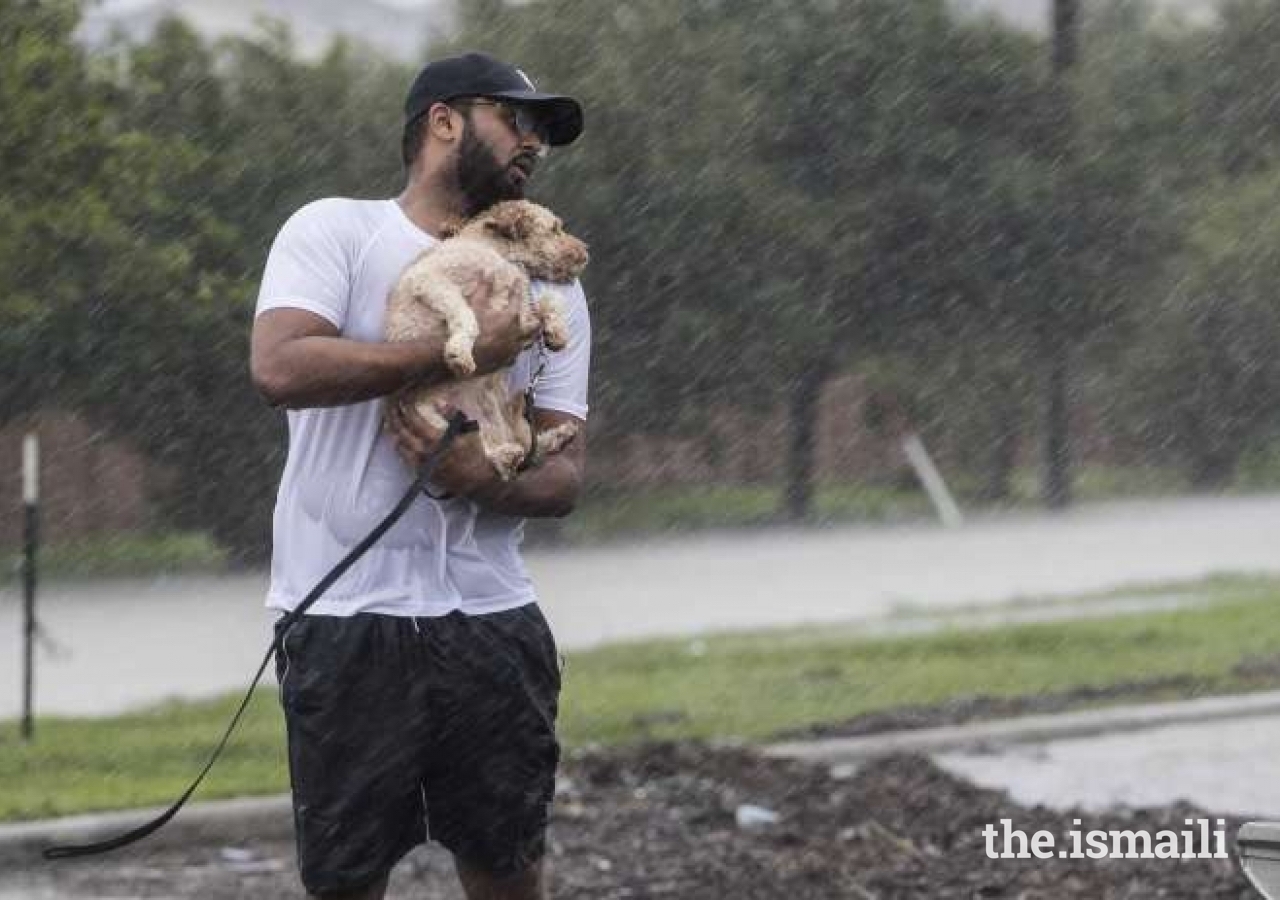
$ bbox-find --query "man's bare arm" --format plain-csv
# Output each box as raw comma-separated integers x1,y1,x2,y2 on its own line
251,274,536,409
250,308,450,409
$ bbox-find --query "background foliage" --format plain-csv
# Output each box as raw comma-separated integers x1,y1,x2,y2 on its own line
6,0,1280,560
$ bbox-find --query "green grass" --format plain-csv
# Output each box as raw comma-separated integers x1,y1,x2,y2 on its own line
3,574,1279,822
5,532,228,580
1234,441,1280,491
1051,465,1190,502
0,692,285,821
557,573,1280,744
553,465,1203,545
558,482,932,542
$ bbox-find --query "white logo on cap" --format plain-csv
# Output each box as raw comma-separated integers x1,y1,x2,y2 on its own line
516,68,536,90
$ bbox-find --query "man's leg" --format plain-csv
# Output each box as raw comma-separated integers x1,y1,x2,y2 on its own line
313,873,390,900
277,615,429,898
455,857,545,900
421,606,561,900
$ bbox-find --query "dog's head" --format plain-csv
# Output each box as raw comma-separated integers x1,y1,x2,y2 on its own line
463,200,589,283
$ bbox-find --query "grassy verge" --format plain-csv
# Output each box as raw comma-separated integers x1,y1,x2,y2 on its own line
556,482,935,543
4,532,228,580
1,693,285,821
3,574,1279,821
547,464,1210,545
558,574,1280,744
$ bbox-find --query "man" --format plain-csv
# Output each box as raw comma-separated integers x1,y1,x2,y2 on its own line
249,51,589,900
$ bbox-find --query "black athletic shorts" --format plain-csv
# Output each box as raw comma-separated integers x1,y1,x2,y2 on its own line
274,605,561,896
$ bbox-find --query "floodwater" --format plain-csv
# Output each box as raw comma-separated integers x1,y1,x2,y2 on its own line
1,493,1278,720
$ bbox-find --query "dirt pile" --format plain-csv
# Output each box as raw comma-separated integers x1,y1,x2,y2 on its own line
546,743,1250,899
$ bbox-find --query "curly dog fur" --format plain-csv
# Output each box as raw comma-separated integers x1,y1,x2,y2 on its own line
385,200,589,480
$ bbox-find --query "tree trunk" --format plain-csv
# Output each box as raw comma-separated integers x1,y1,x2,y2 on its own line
1052,0,1078,73
979,398,1020,504
783,359,831,522
1040,332,1072,509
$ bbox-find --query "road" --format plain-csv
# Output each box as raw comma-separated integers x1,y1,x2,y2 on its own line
1,493,1277,719
937,710,1280,817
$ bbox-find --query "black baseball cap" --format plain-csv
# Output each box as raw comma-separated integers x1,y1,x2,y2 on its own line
404,51,584,147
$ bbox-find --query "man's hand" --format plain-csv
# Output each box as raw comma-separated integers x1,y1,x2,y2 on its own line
386,398,499,498
467,272,542,377
389,399,586,517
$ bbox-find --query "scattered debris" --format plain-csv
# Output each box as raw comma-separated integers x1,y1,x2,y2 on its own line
218,847,255,864
734,804,781,829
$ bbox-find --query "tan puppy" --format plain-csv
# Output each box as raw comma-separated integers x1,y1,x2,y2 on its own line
385,200,589,481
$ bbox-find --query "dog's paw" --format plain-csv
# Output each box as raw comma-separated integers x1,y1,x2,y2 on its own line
535,422,578,459
489,444,527,481
536,291,571,352
543,320,570,352
443,335,477,377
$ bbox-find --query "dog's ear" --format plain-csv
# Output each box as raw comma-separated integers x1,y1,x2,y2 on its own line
438,217,464,239
483,202,534,241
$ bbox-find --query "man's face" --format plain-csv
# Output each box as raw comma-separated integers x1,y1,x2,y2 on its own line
452,100,546,217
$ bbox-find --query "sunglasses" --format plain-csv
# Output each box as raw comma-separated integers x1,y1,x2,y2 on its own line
456,98,553,147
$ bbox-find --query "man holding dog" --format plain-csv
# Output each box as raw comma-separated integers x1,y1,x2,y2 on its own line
250,52,590,900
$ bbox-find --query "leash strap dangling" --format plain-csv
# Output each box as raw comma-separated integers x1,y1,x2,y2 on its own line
42,411,478,861
516,336,550,473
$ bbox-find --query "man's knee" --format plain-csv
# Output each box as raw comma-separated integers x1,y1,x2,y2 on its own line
455,855,545,900
312,872,390,900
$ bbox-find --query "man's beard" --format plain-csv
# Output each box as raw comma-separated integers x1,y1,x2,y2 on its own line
454,126,525,217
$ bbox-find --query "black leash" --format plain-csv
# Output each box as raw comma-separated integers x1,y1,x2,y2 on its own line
516,334,550,473
43,411,478,861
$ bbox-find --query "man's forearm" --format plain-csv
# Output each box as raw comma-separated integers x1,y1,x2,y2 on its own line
469,453,583,518
254,336,449,409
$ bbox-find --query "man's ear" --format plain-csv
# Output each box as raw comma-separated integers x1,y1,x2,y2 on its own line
427,102,461,143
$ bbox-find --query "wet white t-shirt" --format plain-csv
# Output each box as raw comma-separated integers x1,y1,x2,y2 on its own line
255,197,590,618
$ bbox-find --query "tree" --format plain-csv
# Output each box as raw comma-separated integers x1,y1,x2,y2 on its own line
0,0,118,423
447,0,1067,518
0,3,414,560
1190,0,1280,179
1123,167,1280,486
90,20,411,559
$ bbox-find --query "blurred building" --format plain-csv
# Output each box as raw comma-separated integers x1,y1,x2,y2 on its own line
0,411,155,547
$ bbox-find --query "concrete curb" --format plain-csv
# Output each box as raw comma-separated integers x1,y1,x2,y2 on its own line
762,690,1280,765
0,795,292,866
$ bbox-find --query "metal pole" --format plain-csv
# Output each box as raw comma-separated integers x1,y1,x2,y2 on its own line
21,434,38,742
902,434,964,529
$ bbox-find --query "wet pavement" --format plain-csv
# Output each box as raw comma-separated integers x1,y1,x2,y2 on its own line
2,492,1279,719
936,709,1280,818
